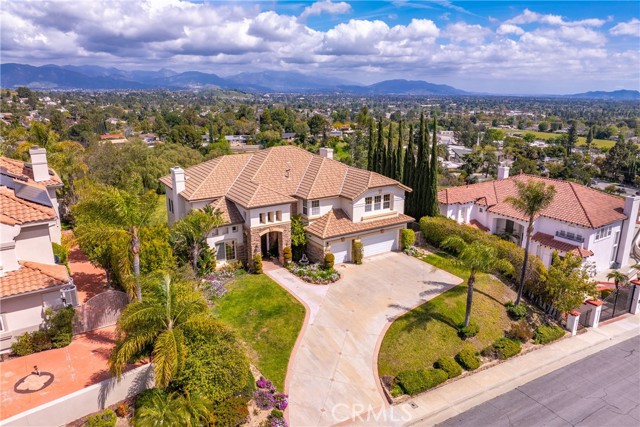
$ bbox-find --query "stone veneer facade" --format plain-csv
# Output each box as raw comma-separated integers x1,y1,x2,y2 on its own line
245,223,292,264
306,240,328,264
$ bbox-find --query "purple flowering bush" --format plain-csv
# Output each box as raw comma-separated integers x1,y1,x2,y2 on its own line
256,376,275,391
254,389,276,410
254,377,289,422
274,393,288,410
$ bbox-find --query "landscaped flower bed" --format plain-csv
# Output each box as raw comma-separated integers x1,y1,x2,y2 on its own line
287,263,340,284
252,377,289,427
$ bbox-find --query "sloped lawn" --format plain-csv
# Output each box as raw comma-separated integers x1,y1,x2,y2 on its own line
214,274,305,391
378,251,516,378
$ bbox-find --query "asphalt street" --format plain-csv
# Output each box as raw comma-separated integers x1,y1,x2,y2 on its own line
434,335,640,427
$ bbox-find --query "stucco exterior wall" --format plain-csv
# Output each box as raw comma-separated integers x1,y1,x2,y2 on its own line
248,204,291,228
14,224,55,265
352,186,406,222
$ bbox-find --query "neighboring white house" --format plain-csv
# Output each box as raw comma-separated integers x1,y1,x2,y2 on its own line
160,146,413,265
438,166,640,273
0,148,76,354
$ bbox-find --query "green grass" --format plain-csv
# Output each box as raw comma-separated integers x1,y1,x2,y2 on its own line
213,274,305,391
378,252,515,378
501,129,615,149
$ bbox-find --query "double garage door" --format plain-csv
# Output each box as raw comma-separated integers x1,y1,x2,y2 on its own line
330,229,399,264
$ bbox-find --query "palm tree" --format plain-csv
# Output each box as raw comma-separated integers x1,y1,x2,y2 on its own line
442,236,512,327
109,274,208,388
134,390,213,427
72,185,158,301
606,270,629,318
505,179,557,305
171,208,223,276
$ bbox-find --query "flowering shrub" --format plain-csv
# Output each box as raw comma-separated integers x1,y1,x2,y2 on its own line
256,376,275,392
287,263,340,284
274,393,288,410
261,409,288,427
254,389,276,410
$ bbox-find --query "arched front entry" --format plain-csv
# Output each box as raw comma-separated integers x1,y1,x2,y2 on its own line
249,226,290,264
261,230,282,260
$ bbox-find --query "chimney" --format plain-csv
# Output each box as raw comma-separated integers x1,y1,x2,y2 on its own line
170,167,186,194
497,165,510,180
29,146,50,182
616,195,640,268
319,147,333,159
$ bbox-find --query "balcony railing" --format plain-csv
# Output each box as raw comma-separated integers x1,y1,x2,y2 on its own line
555,230,584,243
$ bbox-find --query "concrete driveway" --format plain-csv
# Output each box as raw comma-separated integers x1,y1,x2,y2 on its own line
266,252,462,427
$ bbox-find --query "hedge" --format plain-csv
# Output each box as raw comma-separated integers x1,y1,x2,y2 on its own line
85,409,116,427
534,324,565,344
434,356,462,379
505,301,528,319
419,216,548,302
400,229,416,250
352,240,363,265
397,368,448,395
324,252,335,270
455,348,481,371
491,337,521,360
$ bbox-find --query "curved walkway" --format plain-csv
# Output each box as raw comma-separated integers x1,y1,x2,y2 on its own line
266,252,462,427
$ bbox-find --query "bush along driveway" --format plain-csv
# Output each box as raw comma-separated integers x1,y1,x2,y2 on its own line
379,249,567,400
266,252,462,427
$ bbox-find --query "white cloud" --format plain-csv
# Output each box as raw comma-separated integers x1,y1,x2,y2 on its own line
506,9,605,27
497,24,525,36
300,0,351,20
610,18,640,36
444,22,490,43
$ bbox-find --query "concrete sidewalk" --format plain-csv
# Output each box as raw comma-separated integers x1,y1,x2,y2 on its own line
346,314,640,427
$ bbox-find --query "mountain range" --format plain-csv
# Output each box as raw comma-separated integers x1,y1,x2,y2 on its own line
1,63,638,99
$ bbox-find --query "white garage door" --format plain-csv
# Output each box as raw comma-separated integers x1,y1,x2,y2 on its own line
362,230,398,258
330,241,349,264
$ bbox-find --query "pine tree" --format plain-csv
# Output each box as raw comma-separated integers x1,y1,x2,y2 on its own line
403,124,416,217
585,125,594,153
425,116,440,217
567,122,577,155
395,120,404,182
367,120,375,171
208,121,215,145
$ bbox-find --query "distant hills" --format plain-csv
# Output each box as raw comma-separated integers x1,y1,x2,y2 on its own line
1,63,638,98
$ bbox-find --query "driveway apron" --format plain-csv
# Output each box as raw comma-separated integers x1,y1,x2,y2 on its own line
267,252,462,427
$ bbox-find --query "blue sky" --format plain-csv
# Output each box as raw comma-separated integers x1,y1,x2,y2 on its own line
2,1,639,94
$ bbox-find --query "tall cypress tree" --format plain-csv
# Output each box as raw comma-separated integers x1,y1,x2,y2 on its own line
375,119,384,174
415,113,430,219
425,116,440,217
387,122,396,178
403,124,416,217
395,120,403,182
367,120,375,171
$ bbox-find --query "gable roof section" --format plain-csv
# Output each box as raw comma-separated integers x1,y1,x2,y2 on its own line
532,232,594,258
0,156,63,187
209,197,245,225
160,146,410,207
438,174,626,229
306,208,414,239
0,186,57,225
0,261,70,298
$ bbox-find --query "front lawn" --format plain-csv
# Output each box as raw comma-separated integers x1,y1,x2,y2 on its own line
378,251,516,378
214,274,305,391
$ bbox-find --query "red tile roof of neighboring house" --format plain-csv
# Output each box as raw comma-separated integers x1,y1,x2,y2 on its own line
0,261,70,298
209,197,244,225
100,133,125,140
469,219,490,232
160,146,410,208
0,186,57,225
532,232,594,258
306,208,414,239
438,174,626,229
0,156,63,187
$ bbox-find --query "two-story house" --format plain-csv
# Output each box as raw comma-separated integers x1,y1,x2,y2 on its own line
160,146,413,265
0,148,76,354
438,166,640,273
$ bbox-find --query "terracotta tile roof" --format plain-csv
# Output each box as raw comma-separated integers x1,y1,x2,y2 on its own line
0,186,57,225
0,156,63,187
209,197,245,225
160,146,410,208
0,261,70,298
532,232,594,258
438,174,626,229
306,208,414,239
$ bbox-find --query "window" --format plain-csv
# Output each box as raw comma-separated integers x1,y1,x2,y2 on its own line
374,195,382,210
259,213,265,224
268,212,273,223
215,241,236,262
168,199,174,213
365,197,373,212
595,226,613,241
383,194,391,209
0,315,4,332
311,200,320,216
276,210,282,221
302,200,308,215
211,228,219,236
231,226,238,232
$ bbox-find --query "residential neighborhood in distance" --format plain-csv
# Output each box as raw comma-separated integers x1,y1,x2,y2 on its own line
1,1,639,427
